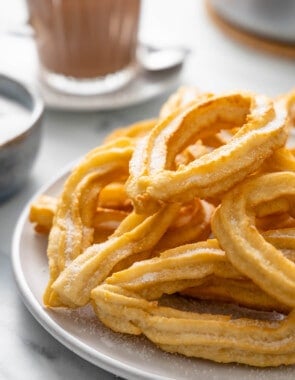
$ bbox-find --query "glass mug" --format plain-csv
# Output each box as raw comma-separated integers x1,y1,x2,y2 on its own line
26,0,141,95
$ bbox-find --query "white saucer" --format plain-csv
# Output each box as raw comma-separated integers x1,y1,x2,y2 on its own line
12,165,295,380
39,68,182,111
0,35,183,111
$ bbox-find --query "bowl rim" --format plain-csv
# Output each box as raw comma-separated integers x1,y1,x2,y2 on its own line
0,73,44,147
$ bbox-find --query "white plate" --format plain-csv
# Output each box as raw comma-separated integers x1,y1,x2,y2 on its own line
0,35,182,111
12,167,295,380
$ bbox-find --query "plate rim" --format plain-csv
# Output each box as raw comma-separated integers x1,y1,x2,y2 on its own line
11,164,173,380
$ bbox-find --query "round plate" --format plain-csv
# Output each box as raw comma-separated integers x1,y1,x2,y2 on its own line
12,167,295,380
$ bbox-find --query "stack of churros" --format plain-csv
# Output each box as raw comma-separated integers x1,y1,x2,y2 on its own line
29,87,295,367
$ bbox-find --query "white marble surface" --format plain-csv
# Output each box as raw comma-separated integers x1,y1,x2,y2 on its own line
0,1,295,379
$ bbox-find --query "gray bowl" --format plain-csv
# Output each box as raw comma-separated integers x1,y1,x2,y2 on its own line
0,75,44,201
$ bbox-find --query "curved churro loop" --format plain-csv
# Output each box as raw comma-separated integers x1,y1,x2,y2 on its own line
44,138,134,305
105,239,290,311
181,228,295,310
126,93,288,212
212,172,295,308
92,284,295,367
47,203,180,307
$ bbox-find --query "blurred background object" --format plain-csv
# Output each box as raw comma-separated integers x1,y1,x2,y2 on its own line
27,0,141,95
207,0,295,58
0,0,187,110
208,0,295,43
0,75,43,201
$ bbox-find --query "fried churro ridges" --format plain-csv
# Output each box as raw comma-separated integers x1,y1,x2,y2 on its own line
105,239,291,311
212,172,295,308
44,138,134,305
126,93,287,213
92,284,295,367
48,203,180,307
